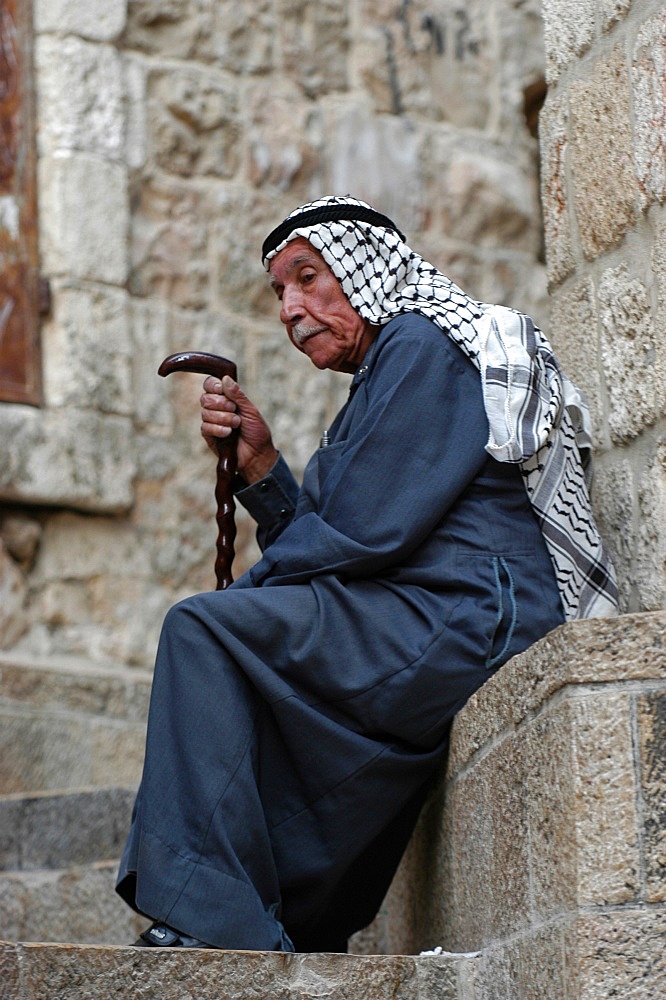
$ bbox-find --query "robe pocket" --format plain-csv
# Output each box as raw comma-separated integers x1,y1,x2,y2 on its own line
485,555,518,669
316,439,346,493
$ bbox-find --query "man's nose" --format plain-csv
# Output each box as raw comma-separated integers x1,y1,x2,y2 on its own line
279,286,304,325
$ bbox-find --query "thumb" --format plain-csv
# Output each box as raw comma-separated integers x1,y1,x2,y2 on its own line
222,375,254,413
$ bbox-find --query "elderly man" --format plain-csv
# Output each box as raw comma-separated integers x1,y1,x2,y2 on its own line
117,196,617,953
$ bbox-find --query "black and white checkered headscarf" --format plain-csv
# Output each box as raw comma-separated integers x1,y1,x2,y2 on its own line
263,195,618,621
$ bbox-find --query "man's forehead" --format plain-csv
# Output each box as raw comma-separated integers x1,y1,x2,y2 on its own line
268,238,324,280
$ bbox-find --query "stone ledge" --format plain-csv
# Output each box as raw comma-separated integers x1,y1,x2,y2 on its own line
0,786,136,871
0,941,474,1000
0,653,152,722
448,610,666,775
0,864,146,947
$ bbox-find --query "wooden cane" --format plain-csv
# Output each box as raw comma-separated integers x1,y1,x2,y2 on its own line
158,351,238,590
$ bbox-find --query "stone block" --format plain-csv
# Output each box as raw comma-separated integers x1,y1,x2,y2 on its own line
0,711,96,794
0,942,475,999
210,189,295,317
35,36,124,159
601,0,633,33
122,55,148,171
0,516,41,570
91,723,145,788
632,11,666,209
636,446,666,612
538,93,575,288
146,66,240,179
42,284,132,415
0,654,152,724
278,0,350,100
18,509,148,599
129,175,210,308
569,690,640,904
521,699,579,917
591,458,635,611
447,613,666,777
0,787,135,871
569,47,637,260
541,0,595,84
208,0,275,74
33,0,126,40
637,689,666,901
130,300,174,433
38,153,129,286
598,262,658,443
473,921,571,1000
654,223,666,418
0,862,146,946
439,734,531,951
247,79,324,194
0,544,27,651
420,137,539,254
0,708,144,795
0,406,135,514
569,911,666,997
356,0,492,128
548,279,603,445
122,0,215,58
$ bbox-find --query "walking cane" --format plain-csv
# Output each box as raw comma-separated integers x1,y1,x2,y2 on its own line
158,351,239,590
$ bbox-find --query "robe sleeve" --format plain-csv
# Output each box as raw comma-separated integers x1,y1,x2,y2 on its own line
244,317,492,587
234,453,300,551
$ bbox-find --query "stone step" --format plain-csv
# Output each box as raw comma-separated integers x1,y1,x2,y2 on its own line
0,786,136,871
0,860,147,946
0,941,474,999
0,653,151,793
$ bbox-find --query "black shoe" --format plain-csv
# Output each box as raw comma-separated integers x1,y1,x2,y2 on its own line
134,922,214,948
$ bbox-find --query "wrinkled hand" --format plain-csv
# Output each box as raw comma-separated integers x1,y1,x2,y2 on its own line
201,375,279,484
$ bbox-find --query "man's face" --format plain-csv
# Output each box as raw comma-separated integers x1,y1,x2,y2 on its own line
268,238,377,373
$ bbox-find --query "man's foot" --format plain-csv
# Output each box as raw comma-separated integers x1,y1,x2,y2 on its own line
134,922,214,948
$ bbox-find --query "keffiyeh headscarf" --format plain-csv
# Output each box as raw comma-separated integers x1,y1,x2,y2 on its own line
262,195,618,621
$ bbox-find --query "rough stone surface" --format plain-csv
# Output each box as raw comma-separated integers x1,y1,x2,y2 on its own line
355,613,666,999
0,544,27,651
570,911,666,998
637,689,666,902
0,942,472,1000
0,407,135,514
598,262,657,443
539,92,575,289
0,863,146,946
447,612,666,775
33,0,127,40
42,284,132,415
0,654,149,793
569,690,640,904
632,12,666,209
569,46,636,260
0,787,135,871
547,278,602,441
541,0,595,83
636,447,666,612
35,36,125,160
38,154,129,286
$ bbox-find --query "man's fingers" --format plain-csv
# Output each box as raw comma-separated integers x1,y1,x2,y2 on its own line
201,391,237,412
202,375,223,393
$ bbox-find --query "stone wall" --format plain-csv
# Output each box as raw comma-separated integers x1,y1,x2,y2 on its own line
352,612,666,994
0,0,547,668
539,0,666,613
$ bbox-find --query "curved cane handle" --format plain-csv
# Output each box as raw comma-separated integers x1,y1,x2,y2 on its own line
159,352,238,590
